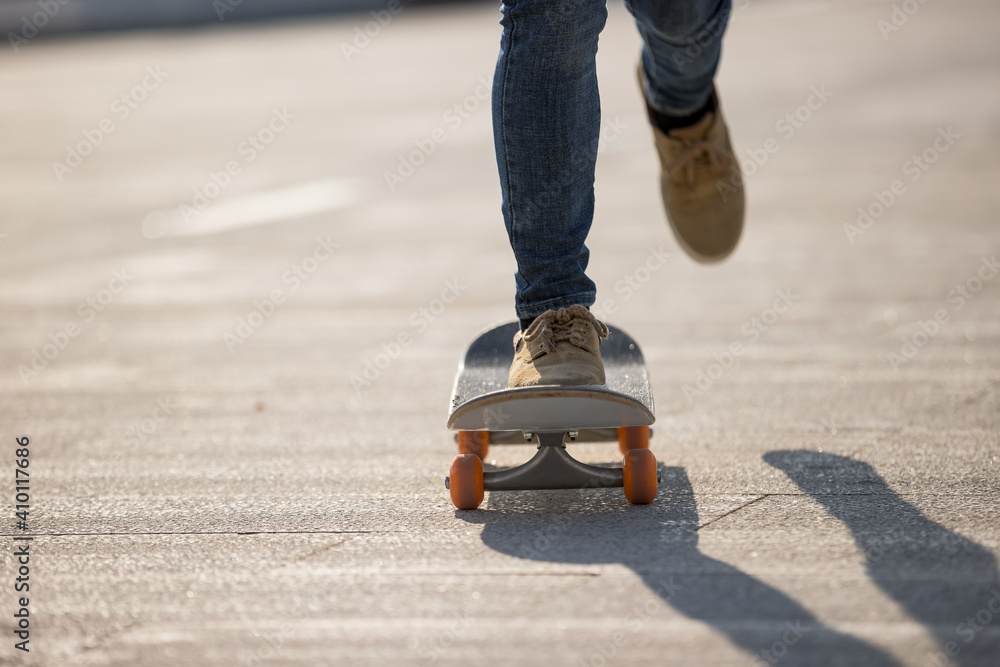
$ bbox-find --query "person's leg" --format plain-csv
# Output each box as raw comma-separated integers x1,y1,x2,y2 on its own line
627,0,745,263
492,0,612,387
492,0,608,324
629,0,731,118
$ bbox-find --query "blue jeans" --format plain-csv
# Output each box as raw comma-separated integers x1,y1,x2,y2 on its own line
493,0,732,320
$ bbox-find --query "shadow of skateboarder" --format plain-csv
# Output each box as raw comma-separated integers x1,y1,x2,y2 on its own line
764,450,1000,667
458,465,902,666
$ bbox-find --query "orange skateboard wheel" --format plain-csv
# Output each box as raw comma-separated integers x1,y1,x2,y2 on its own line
449,454,484,510
623,449,657,505
457,431,489,460
617,425,650,456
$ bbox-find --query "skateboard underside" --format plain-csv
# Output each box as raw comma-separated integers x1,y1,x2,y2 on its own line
444,322,660,509
448,386,653,431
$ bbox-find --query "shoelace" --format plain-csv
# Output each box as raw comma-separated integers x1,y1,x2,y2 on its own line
522,305,609,354
668,137,733,189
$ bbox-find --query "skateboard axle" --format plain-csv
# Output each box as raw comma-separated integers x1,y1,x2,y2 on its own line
482,431,624,492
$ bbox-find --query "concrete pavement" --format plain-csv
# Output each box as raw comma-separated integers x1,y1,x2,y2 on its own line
1,0,999,665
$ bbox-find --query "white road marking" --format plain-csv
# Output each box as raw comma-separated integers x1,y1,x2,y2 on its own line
145,178,359,238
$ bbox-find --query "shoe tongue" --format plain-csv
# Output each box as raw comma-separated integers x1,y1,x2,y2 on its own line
668,112,715,141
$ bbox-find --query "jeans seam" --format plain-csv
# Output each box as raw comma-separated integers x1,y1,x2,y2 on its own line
500,0,517,253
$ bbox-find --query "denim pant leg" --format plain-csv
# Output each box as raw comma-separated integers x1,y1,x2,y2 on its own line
493,0,608,321
627,0,732,115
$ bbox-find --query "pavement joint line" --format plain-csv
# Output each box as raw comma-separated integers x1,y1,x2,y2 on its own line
0,530,402,537
317,572,604,577
673,493,999,497
696,494,769,530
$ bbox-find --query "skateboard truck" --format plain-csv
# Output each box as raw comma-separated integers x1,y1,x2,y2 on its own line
446,321,659,509
446,430,661,496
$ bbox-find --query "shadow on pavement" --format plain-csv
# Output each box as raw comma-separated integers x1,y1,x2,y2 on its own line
458,466,900,666
764,450,1000,667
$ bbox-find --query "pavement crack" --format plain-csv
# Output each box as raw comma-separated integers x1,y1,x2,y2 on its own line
697,494,769,531
963,380,999,406
289,538,349,563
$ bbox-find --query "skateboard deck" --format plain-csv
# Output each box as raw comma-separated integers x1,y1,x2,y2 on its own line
444,321,659,510
447,321,654,433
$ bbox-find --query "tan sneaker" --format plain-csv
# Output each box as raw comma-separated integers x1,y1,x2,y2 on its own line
639,69,745,263
508,305,609,388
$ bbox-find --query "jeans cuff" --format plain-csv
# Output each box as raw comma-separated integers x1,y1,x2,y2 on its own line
515,293,596,321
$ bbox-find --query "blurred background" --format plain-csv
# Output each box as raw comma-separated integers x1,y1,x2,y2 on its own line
2,0,999,664
0,0,474,32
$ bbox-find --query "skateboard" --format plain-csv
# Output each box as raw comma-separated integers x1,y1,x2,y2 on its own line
445,321,659,510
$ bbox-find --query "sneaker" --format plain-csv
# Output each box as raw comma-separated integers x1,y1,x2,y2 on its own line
639,67,745,263
508,305,609,388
